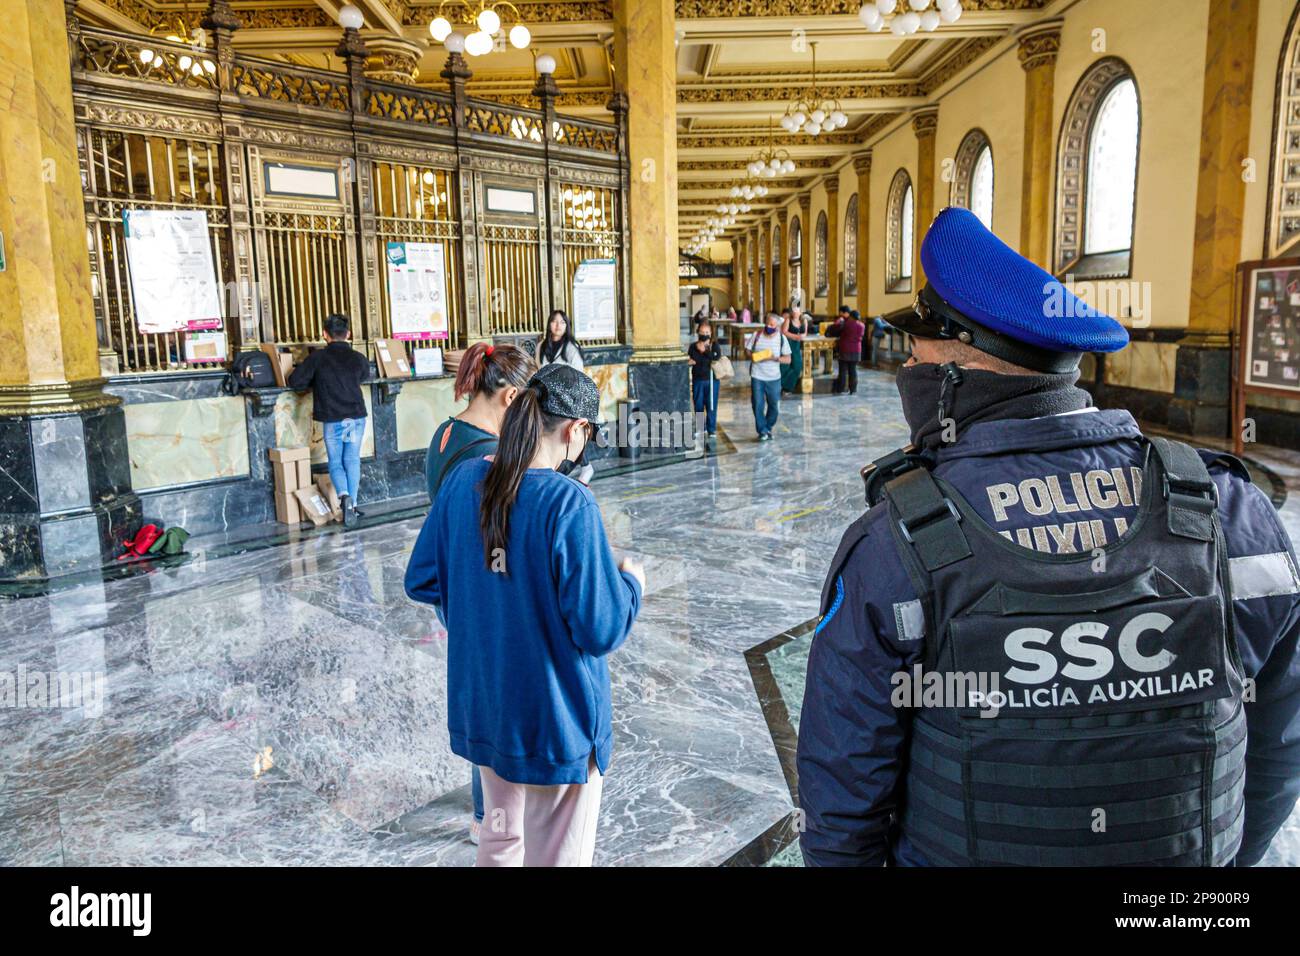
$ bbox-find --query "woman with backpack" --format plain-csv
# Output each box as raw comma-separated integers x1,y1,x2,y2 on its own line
405,363,644,866
423,340,535,845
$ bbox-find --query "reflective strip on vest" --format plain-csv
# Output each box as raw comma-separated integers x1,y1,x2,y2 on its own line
1229,551,1300,601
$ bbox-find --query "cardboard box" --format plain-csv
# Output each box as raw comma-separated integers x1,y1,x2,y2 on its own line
296,458,312,489
314,474,342,522
272,460,300,495
268,446,310,464
294,487,334,527
274,490,302,525
374,338,412,379
260,343,294,386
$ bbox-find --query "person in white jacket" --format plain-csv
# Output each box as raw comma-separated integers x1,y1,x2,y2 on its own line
536,309,586,373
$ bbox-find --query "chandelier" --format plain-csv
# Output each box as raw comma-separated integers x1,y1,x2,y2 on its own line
744,117,797,179
730,183,769,201
137,16,215,78
779,44,846,136
858,0,963,35
428,1,531,57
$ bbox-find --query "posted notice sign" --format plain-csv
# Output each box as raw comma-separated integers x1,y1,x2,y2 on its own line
386,241,449,340
572,258,617,340
122,209,222,334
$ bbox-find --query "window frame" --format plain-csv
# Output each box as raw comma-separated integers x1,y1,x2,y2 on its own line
950,128,994,229
886,168,914,295
1053,57,1142,280
844,193,859,295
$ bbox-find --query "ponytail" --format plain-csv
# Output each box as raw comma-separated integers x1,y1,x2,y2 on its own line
455,341,536,402
479,383,564,568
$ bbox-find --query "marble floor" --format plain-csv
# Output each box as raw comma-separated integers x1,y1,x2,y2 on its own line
2,368,1298,866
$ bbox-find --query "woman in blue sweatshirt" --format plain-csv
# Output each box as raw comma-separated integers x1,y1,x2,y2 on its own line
404,362,644,866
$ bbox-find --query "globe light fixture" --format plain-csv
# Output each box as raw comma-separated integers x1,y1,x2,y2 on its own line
339,4,365,29
782,43,847,137
859,0,960,34
429,1,532,57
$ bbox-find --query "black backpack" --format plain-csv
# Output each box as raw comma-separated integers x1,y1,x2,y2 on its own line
223,351,277,393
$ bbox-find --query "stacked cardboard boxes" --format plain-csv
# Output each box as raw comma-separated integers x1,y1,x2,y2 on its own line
270,446,343,526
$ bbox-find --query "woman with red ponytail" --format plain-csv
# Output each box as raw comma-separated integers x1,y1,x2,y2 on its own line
425,342,536,502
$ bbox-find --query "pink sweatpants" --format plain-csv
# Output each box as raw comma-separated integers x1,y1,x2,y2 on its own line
475,758,604,867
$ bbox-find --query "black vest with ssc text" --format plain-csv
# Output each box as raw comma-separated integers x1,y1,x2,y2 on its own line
881,436,1246,866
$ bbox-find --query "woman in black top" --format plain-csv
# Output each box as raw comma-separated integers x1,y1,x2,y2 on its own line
687,321,723,436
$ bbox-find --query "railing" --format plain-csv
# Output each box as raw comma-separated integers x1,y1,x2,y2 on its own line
68,20,625,375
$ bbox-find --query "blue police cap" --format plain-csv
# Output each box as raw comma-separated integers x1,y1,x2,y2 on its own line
886,206,1129,373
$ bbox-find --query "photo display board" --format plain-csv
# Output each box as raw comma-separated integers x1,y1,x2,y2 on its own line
1243,261,1300,391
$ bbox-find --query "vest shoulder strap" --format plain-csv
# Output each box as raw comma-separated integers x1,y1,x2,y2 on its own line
882,467,973,573
1148,436,1217,542
862,445,930,507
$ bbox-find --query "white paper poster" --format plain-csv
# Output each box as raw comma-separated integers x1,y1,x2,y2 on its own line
386,241,449,340
413,347,444,377
122,209,223,334
572,258,617,340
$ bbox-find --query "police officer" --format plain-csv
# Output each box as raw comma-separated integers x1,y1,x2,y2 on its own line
797,206,1300,866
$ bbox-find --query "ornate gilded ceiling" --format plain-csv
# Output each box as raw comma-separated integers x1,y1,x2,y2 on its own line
74,0,1054,239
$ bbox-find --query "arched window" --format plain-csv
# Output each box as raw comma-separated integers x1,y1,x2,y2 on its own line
788,215,803,306
951,129,993,230
1266,4,1300,257
886,169,914,294
844,193,859,294
1055,58,1140,277
814,211,828,296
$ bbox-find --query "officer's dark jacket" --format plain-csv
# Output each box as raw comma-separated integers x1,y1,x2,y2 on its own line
797,408,1300,866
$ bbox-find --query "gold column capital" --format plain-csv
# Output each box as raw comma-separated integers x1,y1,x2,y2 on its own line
777,207,789,228
1017,19,1063,72
853,150,874,175
911,107,939,139
822,174,840,198
362,35,424,84
798,193,811,216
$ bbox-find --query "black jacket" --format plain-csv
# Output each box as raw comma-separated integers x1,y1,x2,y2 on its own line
287,341,369,422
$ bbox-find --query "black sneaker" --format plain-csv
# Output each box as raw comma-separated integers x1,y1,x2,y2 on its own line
341,494,357,527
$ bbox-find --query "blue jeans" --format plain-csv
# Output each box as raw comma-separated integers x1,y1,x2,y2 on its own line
472,765,484,823
693,379,719,433
751,377,781,436
322,418,365,499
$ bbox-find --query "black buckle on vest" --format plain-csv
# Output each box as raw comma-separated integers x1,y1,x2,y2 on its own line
1162,474,1218,510
863,447,926,507
898,497,962,544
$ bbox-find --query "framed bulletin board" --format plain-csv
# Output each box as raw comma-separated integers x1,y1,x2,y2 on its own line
1233,256,1300,454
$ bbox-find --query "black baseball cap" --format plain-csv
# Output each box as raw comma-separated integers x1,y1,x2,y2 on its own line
531,363,603,428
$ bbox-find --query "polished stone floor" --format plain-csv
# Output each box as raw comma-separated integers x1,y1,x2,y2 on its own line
2,368,1298,866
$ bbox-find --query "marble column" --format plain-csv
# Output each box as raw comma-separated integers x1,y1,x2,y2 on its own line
1017,21,1062,268
911,107,939,291
799,193,812,309
1175,0,1259,437
613,0,689,453
733,238,743,308
854,151,873,312
824,175,840,309
775,208,788,309
0,0,140,580
749,225,760,311
759,219,771,318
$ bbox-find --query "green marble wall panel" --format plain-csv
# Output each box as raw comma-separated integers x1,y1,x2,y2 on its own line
274,389,375,464
125,396,250,491
396,378,461,454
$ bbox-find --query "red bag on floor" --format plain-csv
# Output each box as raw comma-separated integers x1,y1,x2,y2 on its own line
118,524,161,560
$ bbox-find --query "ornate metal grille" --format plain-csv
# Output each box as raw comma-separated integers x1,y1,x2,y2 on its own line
371,162,465,349
556,183,620,345
84,128,232,373
483,224,544,337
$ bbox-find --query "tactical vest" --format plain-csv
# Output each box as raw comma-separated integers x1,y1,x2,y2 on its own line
861,436,1246,866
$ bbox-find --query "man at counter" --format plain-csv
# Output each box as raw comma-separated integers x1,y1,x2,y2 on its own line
287,313,370,527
